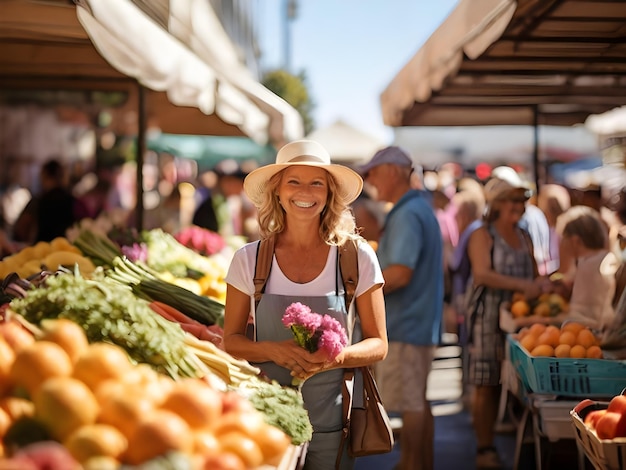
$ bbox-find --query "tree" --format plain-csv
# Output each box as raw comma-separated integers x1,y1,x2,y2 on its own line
262,69,315,136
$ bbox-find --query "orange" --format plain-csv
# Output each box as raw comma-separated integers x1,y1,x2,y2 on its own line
511,300,530,318
537,325,560,348
512,292,526,303
124,409,193,465
0,407,10,437
517,327,530,341
0,396,35,421
64,423,128,464
577,329,598,349
218,431,264,468
34,376,101,442
570,345,587,358
533,302,551,317
72,343,133,392
0,337,15,396
529,323,547,337
193,429,221,457
548,294,567,312
0,320,35,352
39,318,89,364
561,322,586,335
254,423,292,466
520,334,538,353
586,345,603,359
554,344,572,358
8,340,72,397
558,331,577,347
98,390,156,440
159,379,222,430
530,344,554,357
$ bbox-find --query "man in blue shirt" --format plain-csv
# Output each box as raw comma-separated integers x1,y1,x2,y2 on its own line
360,146,444,470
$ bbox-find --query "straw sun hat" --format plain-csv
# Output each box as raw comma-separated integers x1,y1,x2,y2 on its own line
243,140,364,207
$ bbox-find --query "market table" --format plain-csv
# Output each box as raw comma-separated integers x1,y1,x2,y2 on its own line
504,335,626,470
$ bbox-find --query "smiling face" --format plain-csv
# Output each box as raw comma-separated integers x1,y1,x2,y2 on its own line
277,166,329,220
494,189,528,224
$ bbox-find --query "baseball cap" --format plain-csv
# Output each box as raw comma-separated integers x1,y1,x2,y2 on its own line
359,146,413,176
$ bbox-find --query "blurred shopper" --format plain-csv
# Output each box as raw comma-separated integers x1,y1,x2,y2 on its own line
465,174,548,468
537,183,571,275
0,228,16,258
351,192,384,244
449,180,486,341
491,166,551,276
555,205,620,334
13,159,87,243
193,160,257,240
360,146,444,470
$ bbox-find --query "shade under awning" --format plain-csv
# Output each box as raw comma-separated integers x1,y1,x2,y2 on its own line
0,0,302,145
381,0,626,128
76,0,274,144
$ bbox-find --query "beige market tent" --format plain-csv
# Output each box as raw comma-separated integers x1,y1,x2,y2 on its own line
381,0,626,128
0,0,303,227
305,120,385,165
0,0,303,144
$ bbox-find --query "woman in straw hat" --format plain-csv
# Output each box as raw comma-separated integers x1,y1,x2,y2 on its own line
223,140,388,469
465,173,549,469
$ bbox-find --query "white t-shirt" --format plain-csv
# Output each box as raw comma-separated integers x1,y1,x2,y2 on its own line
225,239,384,318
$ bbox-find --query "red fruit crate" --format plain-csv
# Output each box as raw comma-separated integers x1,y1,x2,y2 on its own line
508,336,626,397
571,401,626,470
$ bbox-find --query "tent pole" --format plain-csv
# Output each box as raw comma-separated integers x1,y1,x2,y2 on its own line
533,105,540,195
136,83,146,231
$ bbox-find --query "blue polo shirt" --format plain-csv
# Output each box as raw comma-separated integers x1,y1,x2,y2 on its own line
376,190,444,346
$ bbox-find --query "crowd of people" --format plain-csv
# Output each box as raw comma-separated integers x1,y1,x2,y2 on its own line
1,142,626,470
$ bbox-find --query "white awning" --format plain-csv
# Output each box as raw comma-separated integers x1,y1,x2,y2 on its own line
381,0,515,126
76,0,293,145
381,0,626,128
165,0,304,146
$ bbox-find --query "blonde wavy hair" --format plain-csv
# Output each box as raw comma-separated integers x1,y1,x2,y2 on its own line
255,169,360,246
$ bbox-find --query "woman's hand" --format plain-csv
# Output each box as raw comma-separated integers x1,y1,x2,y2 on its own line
273,341,329,380
523,276,552,300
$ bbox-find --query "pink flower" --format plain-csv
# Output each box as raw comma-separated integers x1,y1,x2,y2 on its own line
282,302,348,360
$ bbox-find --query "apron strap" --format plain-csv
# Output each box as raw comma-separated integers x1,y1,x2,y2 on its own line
254,236,275,307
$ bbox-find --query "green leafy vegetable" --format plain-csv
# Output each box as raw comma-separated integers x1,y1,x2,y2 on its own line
10,271,204,379
239,378,313,445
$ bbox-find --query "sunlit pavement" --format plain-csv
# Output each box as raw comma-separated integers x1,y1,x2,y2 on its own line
355,336,518,470
354,335,589,470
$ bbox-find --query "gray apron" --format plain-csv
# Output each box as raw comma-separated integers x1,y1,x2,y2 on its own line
255,292,347,432
253,255,354,469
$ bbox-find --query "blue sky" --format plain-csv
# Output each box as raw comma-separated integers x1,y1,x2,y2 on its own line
255,1,459,145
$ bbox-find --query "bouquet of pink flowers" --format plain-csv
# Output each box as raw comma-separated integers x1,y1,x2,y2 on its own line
282,302,348,360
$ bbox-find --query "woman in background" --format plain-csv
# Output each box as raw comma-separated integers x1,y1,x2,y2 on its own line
555,205,620,334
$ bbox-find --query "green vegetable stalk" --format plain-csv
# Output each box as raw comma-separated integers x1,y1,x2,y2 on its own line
10,271,205,380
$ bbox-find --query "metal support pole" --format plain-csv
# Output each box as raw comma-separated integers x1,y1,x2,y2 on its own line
533,106,540,195
136,83,146,231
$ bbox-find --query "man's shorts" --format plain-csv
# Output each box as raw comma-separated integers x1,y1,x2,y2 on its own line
375,342,435,413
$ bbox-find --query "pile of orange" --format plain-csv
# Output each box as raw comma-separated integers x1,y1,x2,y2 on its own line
517,322,602,359
0,318,291,468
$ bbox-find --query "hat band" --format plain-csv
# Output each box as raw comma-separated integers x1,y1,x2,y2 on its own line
289,155,326,164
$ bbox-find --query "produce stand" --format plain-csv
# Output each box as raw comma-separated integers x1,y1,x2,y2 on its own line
0,228,311,469
505,335,626,470
499,302,565,334
571,401,626,470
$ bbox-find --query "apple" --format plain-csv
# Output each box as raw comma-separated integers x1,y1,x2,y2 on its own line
607,395,626,415
574,399,595,415
584,409,607,430
595,411,626,440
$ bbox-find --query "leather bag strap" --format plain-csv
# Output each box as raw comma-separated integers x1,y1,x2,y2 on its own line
336,369,355,469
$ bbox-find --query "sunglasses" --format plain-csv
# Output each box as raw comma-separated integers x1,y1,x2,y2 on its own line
507,196,528,203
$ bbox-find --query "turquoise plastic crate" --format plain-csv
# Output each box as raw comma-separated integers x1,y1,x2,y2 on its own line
508,335,626,397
